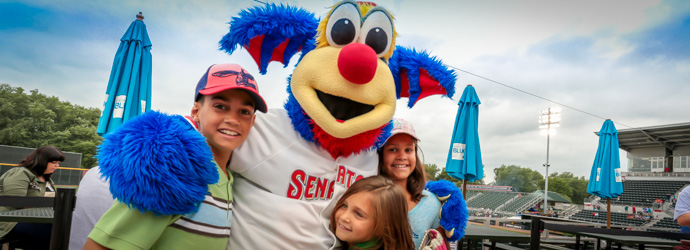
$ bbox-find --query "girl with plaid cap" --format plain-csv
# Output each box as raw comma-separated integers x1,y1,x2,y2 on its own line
377,118,449,249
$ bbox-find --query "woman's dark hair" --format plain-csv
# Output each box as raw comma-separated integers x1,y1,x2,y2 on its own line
18,145,64,179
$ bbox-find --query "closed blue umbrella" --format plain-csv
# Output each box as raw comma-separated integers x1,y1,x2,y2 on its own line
445,84,483,198
587,119,624,228
97,13,152,136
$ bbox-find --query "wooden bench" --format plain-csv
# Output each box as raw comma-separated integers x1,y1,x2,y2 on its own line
539,243,570,250
540,239,576,245
481,241,524,250
620,244,674,250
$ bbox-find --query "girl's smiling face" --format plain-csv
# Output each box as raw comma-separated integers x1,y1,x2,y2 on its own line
381,134,416,183
334,191,376,244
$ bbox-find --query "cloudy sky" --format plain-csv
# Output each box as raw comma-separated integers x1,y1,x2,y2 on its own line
2,0,689,183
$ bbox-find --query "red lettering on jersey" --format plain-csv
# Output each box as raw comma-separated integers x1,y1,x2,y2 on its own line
316,178,329,200
305,175,317,200
346,169,356,187
287,170,306,199
287,166,370,201
327,181,335,200
355,175,364,182
336,165,346,185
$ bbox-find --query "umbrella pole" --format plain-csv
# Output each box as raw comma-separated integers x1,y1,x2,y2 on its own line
607,199,611,229
462,180,467,200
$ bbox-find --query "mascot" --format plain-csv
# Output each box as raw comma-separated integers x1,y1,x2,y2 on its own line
221,1,467,249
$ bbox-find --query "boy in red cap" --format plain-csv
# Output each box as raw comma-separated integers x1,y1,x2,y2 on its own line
84,63,266,250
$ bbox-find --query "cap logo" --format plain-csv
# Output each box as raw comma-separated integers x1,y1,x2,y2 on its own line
211,69,256,90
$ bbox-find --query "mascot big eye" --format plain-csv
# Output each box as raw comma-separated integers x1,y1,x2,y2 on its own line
221,1,467,248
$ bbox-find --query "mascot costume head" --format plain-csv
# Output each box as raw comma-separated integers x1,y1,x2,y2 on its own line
220,1,456,158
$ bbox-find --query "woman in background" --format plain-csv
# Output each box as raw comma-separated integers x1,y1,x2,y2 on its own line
0,145,62,249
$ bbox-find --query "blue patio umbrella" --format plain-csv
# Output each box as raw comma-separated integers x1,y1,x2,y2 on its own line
445,84,483,198
587,119,624,228
97,13,152,136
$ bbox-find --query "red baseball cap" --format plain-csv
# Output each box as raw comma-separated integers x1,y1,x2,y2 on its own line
194,63,267,113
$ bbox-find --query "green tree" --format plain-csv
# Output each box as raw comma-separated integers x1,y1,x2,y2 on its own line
0,83,102,168
537,171,589,204
493,164,543,193
424,163,440,181
427,164,484,187
436,169,462,186
552,172,589,204
484,164,590,204
568,176,589,204
544,174,572,200
469,178,484,185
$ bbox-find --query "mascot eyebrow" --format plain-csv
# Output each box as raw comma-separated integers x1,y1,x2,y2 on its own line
219,1,467,243
315,1,398,61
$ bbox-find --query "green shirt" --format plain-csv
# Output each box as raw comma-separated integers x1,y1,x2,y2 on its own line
0,167,54,237
88,162,233,250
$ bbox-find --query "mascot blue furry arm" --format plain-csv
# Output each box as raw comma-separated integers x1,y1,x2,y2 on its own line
98,111,218,215
220,1,467,248
425,180,470,241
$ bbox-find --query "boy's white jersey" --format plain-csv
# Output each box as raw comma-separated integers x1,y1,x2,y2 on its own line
228,109,378,249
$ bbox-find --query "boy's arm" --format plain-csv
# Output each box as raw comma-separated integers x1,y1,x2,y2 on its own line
676,187,690,225
87,201,172,250
83,239,109,250
678,213,690,226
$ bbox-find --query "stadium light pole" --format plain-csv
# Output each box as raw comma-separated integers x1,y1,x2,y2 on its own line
539,107,561,215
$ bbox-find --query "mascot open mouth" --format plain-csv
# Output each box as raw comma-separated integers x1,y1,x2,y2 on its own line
316,89,374,121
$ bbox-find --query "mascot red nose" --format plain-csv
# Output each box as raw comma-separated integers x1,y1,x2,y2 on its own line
221,1,466,248
338,43,378,84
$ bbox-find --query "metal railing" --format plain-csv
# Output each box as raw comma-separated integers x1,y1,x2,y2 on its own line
624,172,690,178
528,215,690,250
0,163,87,187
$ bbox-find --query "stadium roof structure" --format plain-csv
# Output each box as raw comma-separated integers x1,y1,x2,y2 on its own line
595,122,690,151
547,191,572,203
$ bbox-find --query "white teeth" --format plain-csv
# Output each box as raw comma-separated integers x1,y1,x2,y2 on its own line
392,165,408,168
220,130,239,136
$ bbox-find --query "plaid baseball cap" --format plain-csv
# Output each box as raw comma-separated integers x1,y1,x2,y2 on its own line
194,63,267,113
382,118,420,146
